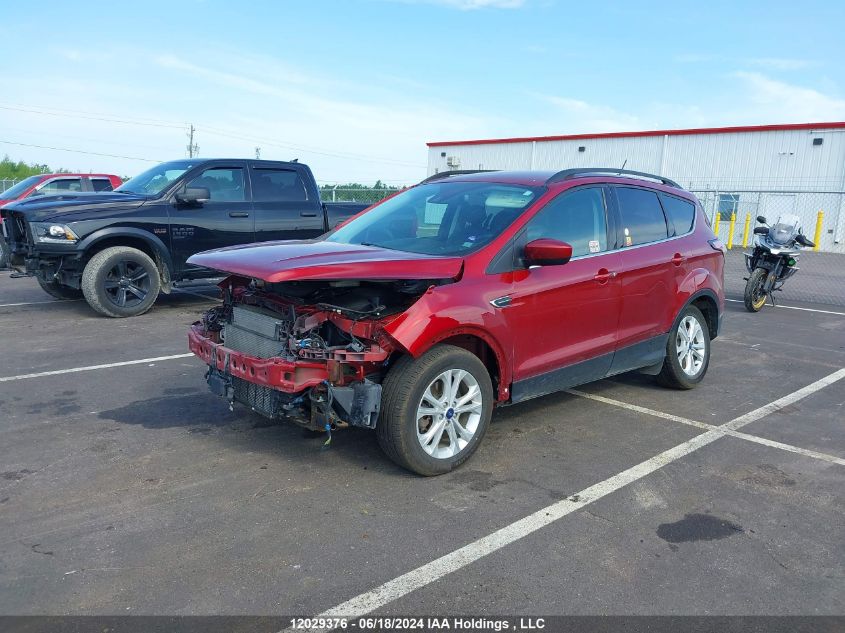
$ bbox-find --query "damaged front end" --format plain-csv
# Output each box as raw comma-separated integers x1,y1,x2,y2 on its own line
189,276,436,431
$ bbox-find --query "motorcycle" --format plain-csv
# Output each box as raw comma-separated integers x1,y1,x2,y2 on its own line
743,213,815,312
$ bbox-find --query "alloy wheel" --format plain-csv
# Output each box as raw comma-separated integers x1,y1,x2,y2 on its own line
416,369,484,459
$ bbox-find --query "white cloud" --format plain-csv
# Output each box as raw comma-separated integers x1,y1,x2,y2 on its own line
747,57,815,71
731,71,845,122
532,93,642,132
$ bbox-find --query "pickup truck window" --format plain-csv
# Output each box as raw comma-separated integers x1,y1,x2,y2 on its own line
91,178,114,192
188,167,246,202
326,181,541,256
252,168,308,202
116,159,198,195
36,178,82,195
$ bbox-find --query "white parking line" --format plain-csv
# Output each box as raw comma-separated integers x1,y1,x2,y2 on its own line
567,388,845,467
297,367,845,630
0,354,195,382
0,299,81,308
725,298,845,316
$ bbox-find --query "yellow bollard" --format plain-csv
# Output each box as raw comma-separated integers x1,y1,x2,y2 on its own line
726,212,737,249
813,210,824,251
714,214,721,237
741,212,752,248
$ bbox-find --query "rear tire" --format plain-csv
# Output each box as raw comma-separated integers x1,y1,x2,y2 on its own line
656,305,711,390
81,246,161,318
743,267,768,312
37,277,83,300
377,345,494,476
0,237,9,269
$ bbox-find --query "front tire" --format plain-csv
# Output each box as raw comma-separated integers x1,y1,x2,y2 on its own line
377,345,494,476
657,305,711,390
81,246,161,318
37,277,83,300
743,267,768,312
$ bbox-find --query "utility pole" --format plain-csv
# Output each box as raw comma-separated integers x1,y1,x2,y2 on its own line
186,125,199,158
255,147,261,160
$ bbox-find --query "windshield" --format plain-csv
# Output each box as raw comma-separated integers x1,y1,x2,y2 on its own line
768,213,801,245
326,181,543,256
116,160,198,195
0,175,42,200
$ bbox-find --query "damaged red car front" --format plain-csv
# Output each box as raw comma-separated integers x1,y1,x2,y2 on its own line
188,240,466,431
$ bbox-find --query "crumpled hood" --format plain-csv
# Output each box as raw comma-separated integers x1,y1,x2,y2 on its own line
187,239,464,283
3,192,149,222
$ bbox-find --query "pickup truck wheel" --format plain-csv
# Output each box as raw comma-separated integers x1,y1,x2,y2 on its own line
377,344,493,476
656,305,710,390
81,246,161,318
0,237,9,269
37,277,83,300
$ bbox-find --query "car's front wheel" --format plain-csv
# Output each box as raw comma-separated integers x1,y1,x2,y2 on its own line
656,305,711,389
377,344,494,476
81,246,161,317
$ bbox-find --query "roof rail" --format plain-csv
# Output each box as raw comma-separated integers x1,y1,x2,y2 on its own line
420,169,499,184
546,168,681,189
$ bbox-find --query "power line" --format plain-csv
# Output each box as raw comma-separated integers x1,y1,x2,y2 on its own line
1,101,427,169
0,139,160,162
0,105,185,130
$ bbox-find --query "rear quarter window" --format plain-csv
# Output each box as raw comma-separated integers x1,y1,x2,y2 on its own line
615,187,668,246
659,193,695,235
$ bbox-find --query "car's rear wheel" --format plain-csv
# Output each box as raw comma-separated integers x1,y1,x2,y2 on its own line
81,246,161,318
743,267,768,312
377,344,493,476
0,237,10,269
37,277,83,300
656,305,710,390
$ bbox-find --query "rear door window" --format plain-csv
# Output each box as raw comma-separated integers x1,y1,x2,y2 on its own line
615,187,668,246
251,169,308,202
91,178,115,192
524,187,608,257
659,193,695,235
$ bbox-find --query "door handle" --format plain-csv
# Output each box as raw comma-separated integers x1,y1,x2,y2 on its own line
300,211,318,217
228,212,250,218
594,268,616,284
671,253,686,266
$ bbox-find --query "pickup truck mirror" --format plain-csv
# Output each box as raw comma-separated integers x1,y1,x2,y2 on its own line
756,215,767,224
176,187,210,204
524,238,573,266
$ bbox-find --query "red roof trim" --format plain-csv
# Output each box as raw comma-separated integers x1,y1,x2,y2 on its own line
426,121,845,147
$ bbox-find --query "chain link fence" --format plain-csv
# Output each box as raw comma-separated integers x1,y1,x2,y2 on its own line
690,189,845,307
320,187,400,205
1,179,20,192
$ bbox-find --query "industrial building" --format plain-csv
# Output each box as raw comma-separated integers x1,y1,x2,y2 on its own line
427,122,845,253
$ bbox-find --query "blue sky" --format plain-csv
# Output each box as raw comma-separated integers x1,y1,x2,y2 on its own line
1,0,844,184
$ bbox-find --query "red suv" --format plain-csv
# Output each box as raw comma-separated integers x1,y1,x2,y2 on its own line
188,168,725,475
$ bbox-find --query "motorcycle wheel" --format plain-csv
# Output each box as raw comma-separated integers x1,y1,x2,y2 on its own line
744,267,769,312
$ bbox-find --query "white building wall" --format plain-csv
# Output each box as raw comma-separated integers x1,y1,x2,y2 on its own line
427,126,845,252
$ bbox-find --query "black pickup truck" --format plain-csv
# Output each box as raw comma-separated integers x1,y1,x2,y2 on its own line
1,159,371,317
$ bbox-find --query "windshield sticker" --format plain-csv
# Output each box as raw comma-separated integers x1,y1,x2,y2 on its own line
589,240,600,253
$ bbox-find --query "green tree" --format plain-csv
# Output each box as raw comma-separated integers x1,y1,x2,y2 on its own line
0,155,56,181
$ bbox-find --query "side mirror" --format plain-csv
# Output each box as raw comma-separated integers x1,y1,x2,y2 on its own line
756,215,767,224
176,186,210,204
524,238,573,266
753,226,768,235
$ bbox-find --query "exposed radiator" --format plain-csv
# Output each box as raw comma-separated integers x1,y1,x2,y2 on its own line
223,305,289,359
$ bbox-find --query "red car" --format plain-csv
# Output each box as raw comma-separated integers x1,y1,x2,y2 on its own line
188,168,725,475
0,173,123,207
0,173,122,267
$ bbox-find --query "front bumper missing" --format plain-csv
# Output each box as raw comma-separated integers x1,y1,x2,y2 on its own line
190,324,382,429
